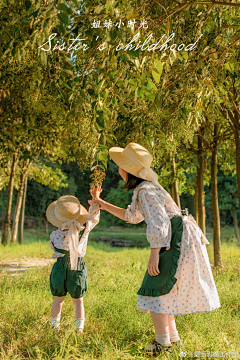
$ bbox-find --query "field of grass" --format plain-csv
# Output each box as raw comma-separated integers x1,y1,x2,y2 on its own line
0,227,240,359
1,223,237,261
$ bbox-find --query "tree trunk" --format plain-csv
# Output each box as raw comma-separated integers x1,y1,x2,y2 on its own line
43,216,49,236
234,128,240,219
18,177,28,244
171,155,181,208
1,153,18,245
11,171,26,243
211,127,222,267
225,107,240,223
194,172,199,223
197,130,206,235
11,206,17,238
232,204,240,241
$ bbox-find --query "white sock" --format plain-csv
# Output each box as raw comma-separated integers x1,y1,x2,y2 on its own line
155,333,172,347
170,330,180,343
76,318,85,332
51,317,60,328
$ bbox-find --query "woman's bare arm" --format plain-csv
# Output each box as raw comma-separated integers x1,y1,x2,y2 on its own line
92,198,126,221
90,185,126,221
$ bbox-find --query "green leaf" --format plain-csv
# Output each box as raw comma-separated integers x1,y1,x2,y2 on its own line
146,80,152,90
62,69,74,76
152,68,160,84
56,23,66,35
224,62,234,74
40,51,47,66
145,91,155,102
94,5,105,14
25,0,31,10
109,30,117,41
155,60,163,77
91,125,99,137
57,12,69,25
96,116,105,129
128,49,140,58
129,79,137,91
181,51,188,60
57,4,72,14
137,87,144,98
72,0,81,9
111,96,117,106
149,80,157,92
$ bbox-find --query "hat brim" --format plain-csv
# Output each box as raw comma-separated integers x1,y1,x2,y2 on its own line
109,147,146,180
46,201,89,228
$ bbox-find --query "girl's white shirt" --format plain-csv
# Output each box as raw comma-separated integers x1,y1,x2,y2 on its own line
125,181,209,249
50,203,100,258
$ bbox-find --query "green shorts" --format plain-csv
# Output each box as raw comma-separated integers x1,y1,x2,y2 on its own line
50,248,88,299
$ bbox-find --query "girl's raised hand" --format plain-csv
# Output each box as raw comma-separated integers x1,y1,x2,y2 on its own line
89,185,106,210
90,184,102,199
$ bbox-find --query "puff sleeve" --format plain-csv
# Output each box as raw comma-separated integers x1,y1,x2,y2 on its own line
125,201,145,224
50,231,55,251
138,189,172,248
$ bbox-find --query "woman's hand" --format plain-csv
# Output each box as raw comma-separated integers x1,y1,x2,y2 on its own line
91,197,107,210
90,184,102,199
148,248,160,276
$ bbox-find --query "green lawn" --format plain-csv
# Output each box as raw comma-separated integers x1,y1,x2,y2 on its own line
0,224,238,261
0,228,239,359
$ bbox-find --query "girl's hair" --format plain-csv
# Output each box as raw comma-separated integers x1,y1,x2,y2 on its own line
121,172,145,191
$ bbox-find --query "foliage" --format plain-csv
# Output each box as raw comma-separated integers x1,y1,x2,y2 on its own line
25,176,77,219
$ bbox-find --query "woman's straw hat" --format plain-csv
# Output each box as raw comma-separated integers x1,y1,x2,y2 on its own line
46,195,88,228
109,143,154,180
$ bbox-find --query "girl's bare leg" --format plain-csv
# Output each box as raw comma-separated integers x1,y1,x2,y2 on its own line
146,312,172,349
51,296,65,318
168,314,180,343
150,312,169,334
72,297,85,332
168,315,177,332
72,297,84,319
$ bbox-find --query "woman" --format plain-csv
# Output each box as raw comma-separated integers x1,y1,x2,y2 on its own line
91,142,221,356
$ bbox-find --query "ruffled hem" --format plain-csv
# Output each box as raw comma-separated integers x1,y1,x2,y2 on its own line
137,304,221,315
137,228,182,297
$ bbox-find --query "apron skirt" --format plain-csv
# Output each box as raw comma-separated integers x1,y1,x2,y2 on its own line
137,215,183,297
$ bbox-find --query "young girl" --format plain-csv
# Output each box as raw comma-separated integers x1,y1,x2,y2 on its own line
46,194,100,333
91,142,221,356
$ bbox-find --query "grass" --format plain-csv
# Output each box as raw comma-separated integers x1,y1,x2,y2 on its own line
0,224,238,261
0,227,240,359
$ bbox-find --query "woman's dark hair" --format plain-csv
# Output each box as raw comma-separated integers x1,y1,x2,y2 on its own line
121,172,145,191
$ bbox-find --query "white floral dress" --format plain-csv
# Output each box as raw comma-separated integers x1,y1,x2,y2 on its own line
125,181,221,315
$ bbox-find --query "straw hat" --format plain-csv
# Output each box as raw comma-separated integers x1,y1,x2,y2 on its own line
46,195,89,228
109,143,154,180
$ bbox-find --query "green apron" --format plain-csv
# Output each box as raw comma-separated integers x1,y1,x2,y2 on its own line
137,215,183,297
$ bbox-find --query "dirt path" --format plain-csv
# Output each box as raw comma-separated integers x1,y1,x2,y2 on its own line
0,258,55,276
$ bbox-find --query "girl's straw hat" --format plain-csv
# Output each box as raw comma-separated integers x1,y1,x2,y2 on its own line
46,195,88,228
109,143,155,181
